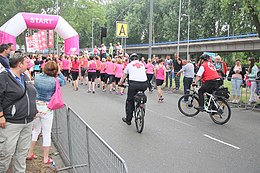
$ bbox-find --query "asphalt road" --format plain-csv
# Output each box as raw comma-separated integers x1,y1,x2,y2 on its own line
62,83,260,173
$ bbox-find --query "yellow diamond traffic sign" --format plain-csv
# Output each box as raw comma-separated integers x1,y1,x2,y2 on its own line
116,21,128,38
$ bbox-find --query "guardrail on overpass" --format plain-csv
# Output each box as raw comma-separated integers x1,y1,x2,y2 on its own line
125,33,260,55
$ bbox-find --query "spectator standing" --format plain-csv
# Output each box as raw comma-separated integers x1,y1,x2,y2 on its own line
227,59,246,103
100,43,107,59
165,55,173,89
27,61,65,164
7,43,15,59
173,53,182,90
214,55,225,79
0,53,37,172
109,43,113,57
141,57,146,66
247,58,259,104
0,44,11,69
176,60,195,101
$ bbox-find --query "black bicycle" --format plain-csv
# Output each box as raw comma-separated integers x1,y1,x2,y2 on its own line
133,92,147,133
178,86,231,125
119,84,147,133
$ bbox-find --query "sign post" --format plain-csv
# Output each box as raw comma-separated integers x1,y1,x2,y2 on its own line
116,21,128,54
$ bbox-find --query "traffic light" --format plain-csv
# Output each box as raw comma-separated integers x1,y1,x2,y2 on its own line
101,27,107,37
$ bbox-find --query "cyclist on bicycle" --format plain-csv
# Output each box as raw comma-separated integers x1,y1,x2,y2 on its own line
119,53,148,125
194,54,222,112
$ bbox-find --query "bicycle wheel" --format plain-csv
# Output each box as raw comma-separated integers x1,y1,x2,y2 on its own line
209,97,231,125
135,106,145,133
178,94,200,117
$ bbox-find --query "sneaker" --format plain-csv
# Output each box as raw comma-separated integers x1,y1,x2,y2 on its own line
194,106,204,112
92,91,95,94
88,90,91,93
122,117,131,125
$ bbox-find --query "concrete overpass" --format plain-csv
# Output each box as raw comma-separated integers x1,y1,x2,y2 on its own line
125,34,260,57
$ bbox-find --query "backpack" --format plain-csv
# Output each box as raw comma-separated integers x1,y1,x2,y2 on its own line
215,87,230,99
257,71,260,80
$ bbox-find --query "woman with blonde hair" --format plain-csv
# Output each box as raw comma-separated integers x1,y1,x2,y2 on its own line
114,58,124,95
27,60,66,164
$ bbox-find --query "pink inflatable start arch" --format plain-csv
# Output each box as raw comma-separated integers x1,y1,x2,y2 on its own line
0,12,79,55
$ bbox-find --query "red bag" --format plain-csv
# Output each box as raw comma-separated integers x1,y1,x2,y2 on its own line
47,78,64,110
245,76,251,87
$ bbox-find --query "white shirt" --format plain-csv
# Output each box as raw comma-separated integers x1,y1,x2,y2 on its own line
196,66,205,77
180,63,194,78
124,60,147,82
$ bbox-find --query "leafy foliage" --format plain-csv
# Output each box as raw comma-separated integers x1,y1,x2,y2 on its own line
0,0,259,61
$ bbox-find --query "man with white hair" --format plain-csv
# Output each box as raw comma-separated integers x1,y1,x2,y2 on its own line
176,60,194,101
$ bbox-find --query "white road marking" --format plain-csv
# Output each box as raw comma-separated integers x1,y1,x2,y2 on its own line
203,134,240,150
146,108,194,127
165,116,194,127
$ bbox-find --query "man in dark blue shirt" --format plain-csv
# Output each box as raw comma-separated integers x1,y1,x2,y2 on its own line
0,44,10,69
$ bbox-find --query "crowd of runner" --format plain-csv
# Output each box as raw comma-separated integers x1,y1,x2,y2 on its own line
21,48,260,104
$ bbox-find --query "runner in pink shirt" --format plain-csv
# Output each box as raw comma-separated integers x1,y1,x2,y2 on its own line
62,56,70,81
104,56,115,93
146,58,155,92
88,56,97,93
114,58,124,95
100,58,107,90
80,55,89,85
155,58,166,102
95,56,102,88
71,56,81,91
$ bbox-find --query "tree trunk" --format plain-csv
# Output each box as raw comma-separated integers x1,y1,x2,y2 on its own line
247,0,260,38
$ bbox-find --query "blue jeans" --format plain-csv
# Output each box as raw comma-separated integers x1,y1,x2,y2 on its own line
165,71,172,88
231,78,243,96
183,77,193,101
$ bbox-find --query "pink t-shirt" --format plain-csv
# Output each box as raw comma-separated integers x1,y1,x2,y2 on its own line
100,62,106,74
71,60,80,72
96,60,102,70
156,65,165,80
88,60,96,72
123,61,128,69
105,61,114,75
146,63,154,74
114,64,124,78
62,59,70,70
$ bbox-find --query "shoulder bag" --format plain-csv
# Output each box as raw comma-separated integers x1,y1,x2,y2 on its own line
47,77,64,110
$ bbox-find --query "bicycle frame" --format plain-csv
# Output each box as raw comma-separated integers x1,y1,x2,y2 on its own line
189,87,220,114
204,93,219,113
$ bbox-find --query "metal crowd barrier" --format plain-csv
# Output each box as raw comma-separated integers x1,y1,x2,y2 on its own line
52,105,128,173
229,82,260,111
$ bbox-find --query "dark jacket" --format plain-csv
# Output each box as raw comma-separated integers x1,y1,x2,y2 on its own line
227,66,246,81
0,71,37,124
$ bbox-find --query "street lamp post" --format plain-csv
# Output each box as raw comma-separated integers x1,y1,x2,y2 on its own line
92,18,99,50
148,0,153,59
182,14,190,60
177,0,182,58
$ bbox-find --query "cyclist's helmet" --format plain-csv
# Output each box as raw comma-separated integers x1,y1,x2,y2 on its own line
199,54,210,61
129,53,139,62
